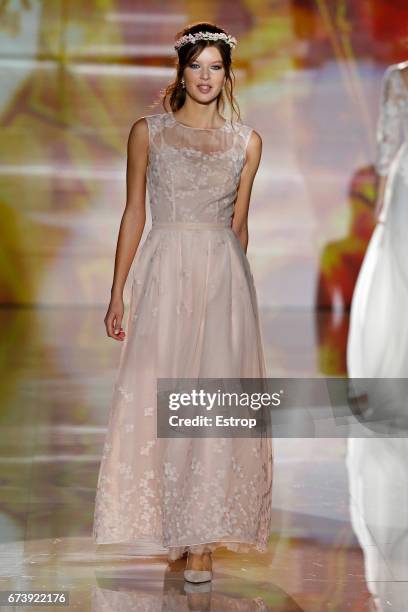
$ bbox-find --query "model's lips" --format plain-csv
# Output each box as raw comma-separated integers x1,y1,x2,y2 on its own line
197,85,212,93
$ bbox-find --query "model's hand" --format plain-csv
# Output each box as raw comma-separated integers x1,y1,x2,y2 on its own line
104,296,126,341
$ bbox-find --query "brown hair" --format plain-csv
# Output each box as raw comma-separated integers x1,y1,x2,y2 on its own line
159,22,241,123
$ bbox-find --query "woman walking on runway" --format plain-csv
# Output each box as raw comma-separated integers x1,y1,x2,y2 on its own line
347,61,408,379
92,21,273,584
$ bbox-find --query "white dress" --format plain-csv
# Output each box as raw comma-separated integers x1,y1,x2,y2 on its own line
347,62,408,378
346,66,408,612
92,111,273,561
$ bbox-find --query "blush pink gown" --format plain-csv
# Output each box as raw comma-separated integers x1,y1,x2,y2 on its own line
92,111,273,561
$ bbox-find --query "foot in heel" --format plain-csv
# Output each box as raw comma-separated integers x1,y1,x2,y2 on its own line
183,551,212,583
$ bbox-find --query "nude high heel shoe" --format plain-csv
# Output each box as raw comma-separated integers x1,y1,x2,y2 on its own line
183,551,213,583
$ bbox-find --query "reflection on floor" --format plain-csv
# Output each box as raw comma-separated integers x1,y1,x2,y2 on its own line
0,307,406,610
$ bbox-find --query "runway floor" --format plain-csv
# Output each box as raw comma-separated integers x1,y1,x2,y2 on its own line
0,306,406,611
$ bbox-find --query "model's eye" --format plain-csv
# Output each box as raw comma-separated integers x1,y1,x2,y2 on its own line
189,63,223,70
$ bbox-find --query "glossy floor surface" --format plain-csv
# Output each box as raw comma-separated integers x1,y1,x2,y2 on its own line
0,307,406,611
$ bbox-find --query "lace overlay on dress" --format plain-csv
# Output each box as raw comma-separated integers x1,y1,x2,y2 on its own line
92,111,273,561
376,63,408,176
146,111,253,225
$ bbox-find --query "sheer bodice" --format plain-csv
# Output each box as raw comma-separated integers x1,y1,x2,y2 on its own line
376,61,408,176
145,111,253,225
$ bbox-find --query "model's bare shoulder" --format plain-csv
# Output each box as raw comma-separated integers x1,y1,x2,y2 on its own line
248,129,262,148
245,129,262,165
128,117,149,148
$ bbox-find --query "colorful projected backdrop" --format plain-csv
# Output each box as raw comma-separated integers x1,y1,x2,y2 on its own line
1,0,408,307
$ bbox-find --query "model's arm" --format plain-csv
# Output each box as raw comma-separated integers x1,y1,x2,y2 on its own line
231,130,262,254
374,175,388,221
104,117,149,341
374,67,402,222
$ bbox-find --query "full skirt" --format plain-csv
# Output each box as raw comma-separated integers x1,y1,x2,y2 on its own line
347,149,408,378
92,225,273,561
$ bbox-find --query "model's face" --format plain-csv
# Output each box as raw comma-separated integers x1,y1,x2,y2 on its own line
183,46,226,101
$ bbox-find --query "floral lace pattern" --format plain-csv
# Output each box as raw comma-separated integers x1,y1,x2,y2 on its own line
146,112,252,224
376,63,408,177
92,111,273,561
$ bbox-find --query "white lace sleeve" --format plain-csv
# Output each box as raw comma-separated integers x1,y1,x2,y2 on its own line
375,67,403,176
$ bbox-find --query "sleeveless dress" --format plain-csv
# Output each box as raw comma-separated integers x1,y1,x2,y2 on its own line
92,110,273,562
347,62,408,378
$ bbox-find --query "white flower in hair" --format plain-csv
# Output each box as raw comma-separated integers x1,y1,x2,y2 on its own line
174,30,237,51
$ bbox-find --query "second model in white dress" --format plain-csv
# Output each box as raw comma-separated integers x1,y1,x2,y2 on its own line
347,62,408,378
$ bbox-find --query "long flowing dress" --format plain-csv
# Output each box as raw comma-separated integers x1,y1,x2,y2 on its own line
347,62,408,379
92,110,273,561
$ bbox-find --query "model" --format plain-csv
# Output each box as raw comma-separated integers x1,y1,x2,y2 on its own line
92,21,273,584
347,61,408,379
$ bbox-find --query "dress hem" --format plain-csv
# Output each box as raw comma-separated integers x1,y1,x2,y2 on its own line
93,535,268,559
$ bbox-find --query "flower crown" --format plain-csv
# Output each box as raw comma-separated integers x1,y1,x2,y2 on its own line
174,31,237,51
